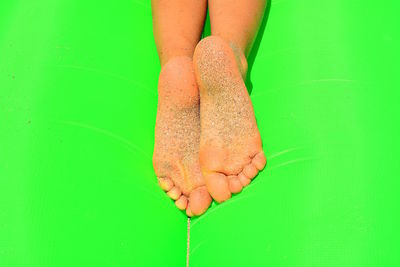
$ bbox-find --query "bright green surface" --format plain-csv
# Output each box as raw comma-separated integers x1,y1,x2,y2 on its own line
1,0,399,266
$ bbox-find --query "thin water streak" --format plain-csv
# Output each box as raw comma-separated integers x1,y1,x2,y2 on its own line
267,146,304,160
50,64,157,97
56,120,152,160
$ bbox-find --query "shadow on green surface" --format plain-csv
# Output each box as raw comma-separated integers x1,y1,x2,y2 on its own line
246,2,271,94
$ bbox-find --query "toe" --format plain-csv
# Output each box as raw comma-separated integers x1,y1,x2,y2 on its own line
205,172,231,203
186,206,194,217
188,186,212,216
238,173,251,186
242,163,259,179
228,176,243,193
158,177,174,191
167,186,181,200
175,195,188,210
252,151,267,170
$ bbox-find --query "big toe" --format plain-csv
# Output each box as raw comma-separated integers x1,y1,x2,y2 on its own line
205,172,231,203
187,186,212,216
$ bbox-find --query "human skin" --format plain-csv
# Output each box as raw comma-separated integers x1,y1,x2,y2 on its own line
151,0,267,216
151,0,212,217
195,0,267,203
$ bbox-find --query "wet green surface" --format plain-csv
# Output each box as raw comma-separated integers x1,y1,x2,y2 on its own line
1,0,399,266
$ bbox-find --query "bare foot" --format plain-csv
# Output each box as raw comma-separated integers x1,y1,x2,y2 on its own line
193,36,267,203
153,56,212,216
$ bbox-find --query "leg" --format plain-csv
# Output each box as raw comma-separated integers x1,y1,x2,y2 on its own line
151,0,207,66
208,0,267,59
151,0,212,216
193,1,267,202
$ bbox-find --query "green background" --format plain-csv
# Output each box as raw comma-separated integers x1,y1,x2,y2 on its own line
1,0,399,266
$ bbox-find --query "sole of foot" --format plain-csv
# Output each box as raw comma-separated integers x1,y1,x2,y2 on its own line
193,36,267,203
153,56,212,216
